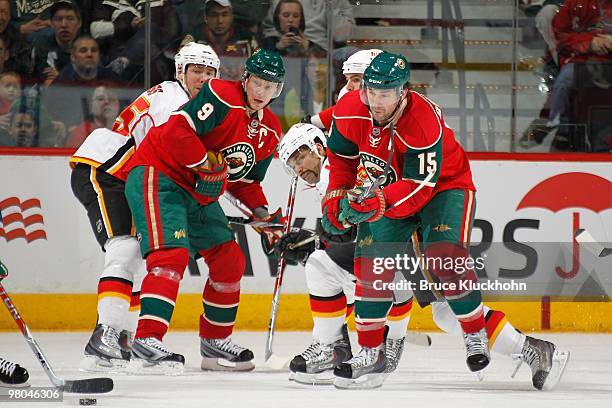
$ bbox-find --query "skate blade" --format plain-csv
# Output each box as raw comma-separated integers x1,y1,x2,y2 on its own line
291,371,334,385
201,357,255,372
79,355,129,373
0,381,31,388
333,373,385,389
541,349,570,391
126,358,184,375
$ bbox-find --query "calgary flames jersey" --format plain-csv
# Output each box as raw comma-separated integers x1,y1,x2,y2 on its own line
327,90,475,219
69,81,190,175
125,78,282,208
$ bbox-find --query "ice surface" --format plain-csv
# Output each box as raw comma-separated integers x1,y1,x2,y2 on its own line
1,331,610,407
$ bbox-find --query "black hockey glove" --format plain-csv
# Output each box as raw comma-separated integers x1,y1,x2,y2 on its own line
274,229,318,264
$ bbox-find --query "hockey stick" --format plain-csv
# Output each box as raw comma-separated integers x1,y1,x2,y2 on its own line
226,216,284,229
575,229,612,258
0,282,113,394
264,175,299,370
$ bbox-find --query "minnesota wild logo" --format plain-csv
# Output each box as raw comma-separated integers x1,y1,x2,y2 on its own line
359,152,397,187
221,143,255,180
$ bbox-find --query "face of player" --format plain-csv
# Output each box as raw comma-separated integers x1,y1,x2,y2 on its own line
244,75,279,111
0,73,21,103
278,2,301,34
366,87,403,123
287,145,323,184
51,9,82,45
344,73,363,91
205,5,233,36
10,113,37,147
71,38,100,73
91,86,119,123
184,64,217,97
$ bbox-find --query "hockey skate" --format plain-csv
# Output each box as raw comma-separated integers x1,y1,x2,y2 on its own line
118,330,134,353
0,358,29,388
80,324,131,373
333,344,387,389
289,324,352,385
463,328,490,376
384,335,406,374
126,337,185,375
200,337,255,371
512,336,570,391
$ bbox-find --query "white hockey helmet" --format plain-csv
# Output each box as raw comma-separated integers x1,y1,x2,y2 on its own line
342,49,384,75
278,123,326,172
175,42,221,87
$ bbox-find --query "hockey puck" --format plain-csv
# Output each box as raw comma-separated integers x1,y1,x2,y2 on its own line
79,398,97,406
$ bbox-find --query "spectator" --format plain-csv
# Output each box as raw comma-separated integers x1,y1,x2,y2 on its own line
304,46,327,114
31,1,82,86
0,71,21,136
261,0,321,57
522,0,611,150
1,108,39,147
44,34,120,133
260,0,354,54
0,0,32,75
64,84,119,148
195,0,257,80
10,0,77,40
95,1,181,85
54,34,118,83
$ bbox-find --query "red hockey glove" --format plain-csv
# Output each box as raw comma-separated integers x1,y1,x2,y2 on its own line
340,187,386,224
194,152,228,200
321,189,349,235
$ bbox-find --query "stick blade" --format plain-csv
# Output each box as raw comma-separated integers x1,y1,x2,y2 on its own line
263,354,291,371
406,332,432,347
575,228,608,257
62,377,113,394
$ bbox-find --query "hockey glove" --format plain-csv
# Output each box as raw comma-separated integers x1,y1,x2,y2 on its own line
321,189,349,235
195,151,228,200
253,208,286,256
274,229,319,264
0,260,8,281
340,186,386,224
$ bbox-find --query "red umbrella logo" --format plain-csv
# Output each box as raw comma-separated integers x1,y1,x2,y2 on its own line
516,172,611,278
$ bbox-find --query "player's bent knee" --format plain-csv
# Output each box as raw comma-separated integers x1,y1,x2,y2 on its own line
146,247,190,279
201,241,246,283
101,235,143,281
424,242,474,280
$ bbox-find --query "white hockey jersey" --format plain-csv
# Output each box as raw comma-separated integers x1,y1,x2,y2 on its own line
70,81,190,176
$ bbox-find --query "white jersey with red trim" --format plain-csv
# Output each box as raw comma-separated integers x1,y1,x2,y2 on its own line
70,81,190,175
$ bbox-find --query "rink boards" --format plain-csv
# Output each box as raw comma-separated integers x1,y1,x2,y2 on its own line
0,152,610,332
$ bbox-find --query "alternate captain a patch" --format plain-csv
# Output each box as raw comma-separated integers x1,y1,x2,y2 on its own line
359,152,398,187
222,142,256,180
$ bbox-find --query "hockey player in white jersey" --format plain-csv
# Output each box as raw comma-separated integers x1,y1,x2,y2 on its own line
276,123,414,385
69,43,221,372
276,123,569,390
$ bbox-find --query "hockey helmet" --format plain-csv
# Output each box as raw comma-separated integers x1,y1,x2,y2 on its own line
342,49,383,75
278,123,326,175
360,51,410,107
363,51,410,90
244,48,286,98
175,42,220,91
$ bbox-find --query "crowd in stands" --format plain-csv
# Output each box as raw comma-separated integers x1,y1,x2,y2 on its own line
0,0,608,151
0,0,355,148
